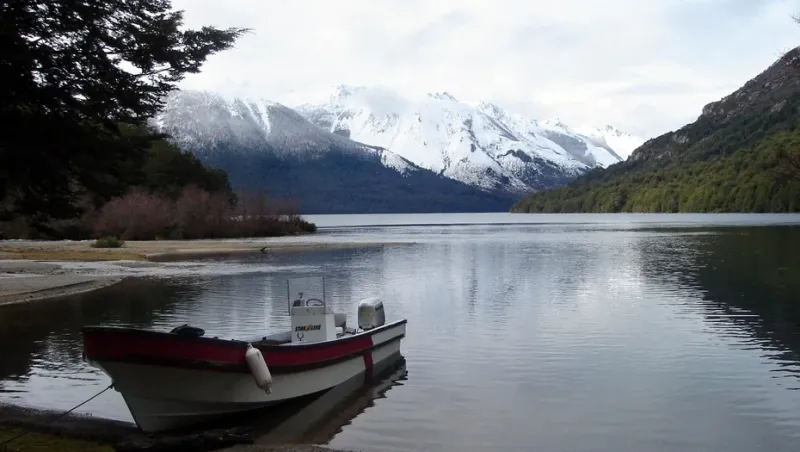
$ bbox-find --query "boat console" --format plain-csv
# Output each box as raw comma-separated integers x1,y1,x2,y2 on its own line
290,303,338,343
285,277,388,343
287,278,351,344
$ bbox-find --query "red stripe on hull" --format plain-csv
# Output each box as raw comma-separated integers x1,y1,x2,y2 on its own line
83,331,244,366
261,336,373,367
363,350,374,383
82,327,379,372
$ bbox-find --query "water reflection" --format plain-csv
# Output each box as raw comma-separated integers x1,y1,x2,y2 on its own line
0,278,202,417
639,226,800,388
0,278,196,381
0,221,799,452
246,356,407,446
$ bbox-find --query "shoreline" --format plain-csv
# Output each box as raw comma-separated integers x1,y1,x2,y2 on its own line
0,403,362,452
0,239,409,305
0,239,399,262
0,261,123,306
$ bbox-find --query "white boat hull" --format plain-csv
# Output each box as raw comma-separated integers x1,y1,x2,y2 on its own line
89,322,406,432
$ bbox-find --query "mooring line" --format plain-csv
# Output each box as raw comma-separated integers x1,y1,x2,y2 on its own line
0,382,114,448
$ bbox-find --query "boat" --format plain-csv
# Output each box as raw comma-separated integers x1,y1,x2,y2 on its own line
81,277,408,433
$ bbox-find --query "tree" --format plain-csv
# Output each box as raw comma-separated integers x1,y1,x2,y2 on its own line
775,144,800,183
773,14,800,183
0,0,248,227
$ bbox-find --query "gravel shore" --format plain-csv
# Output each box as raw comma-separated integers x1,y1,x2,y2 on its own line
0,239,394,262
0,260,122,305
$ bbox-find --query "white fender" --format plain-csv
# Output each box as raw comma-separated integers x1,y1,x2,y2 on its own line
245,343,272,393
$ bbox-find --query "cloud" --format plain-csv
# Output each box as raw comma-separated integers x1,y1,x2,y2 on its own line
171,0,799,138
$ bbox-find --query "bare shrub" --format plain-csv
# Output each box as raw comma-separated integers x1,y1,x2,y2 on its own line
231,190,314,237
94,189,173,240
91,188,316,240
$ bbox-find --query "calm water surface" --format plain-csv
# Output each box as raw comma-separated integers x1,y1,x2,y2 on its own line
2,213,800,452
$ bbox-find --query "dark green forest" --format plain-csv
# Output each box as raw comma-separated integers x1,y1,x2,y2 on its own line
0,0,315,239
512,46,800,214
512,126,800,213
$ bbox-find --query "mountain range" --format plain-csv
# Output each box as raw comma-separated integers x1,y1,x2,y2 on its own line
512,46,800,213
151,86,643,213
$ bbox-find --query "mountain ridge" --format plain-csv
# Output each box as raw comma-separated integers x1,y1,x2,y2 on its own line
293,85,644,194
150,86,645,214
151,90,518,213
511,46,800,214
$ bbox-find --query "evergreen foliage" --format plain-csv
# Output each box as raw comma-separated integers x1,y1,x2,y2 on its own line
0,0,249,235
512,46,800,214
198,147,517,214
512,127,800,213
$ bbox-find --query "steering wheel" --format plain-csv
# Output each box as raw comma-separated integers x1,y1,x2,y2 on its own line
305,298,325,307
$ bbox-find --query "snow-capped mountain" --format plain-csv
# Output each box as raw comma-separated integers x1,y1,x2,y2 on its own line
293,85,640,194
149,87,644,214
152,90,416,172
573,125,644,160
150,90,516,214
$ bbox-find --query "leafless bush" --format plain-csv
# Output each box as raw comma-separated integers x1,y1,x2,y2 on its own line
92,187,315,240
94,189,173,240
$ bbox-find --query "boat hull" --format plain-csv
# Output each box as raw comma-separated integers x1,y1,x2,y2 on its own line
84,320,406,433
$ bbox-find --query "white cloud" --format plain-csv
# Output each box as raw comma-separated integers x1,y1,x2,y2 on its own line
171,0,799,138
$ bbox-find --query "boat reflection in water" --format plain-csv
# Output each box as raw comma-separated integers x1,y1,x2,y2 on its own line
233,353,407,446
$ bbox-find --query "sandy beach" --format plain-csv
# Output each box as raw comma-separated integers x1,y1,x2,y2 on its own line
0,238,399,305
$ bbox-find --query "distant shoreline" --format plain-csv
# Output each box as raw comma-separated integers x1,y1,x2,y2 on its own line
0,238,395,262
0,239,404,305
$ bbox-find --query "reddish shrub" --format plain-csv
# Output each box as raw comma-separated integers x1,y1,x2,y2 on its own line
91,188,315,240
94,189,173,240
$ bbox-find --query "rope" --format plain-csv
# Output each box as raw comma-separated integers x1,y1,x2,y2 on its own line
0,382,114,448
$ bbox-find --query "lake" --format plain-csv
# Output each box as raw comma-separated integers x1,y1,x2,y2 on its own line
2,213,800,452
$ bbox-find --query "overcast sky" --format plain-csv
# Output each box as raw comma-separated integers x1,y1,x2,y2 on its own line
170,0,799,138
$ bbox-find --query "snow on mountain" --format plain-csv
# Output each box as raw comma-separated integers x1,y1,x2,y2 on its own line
151,89,418,175
573,125,645,160
293,85,632,194
150,87,642,212
151,89,518,214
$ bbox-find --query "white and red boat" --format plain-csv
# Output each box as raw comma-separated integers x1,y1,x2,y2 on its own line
81,277,407,433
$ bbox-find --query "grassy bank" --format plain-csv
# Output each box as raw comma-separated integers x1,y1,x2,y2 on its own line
0,428,112,452
0,427,362,452
0,403,363,452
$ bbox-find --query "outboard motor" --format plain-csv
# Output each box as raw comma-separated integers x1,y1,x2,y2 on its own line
357,297,386,331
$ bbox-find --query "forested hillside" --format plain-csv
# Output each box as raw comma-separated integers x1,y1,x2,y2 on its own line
0,0,314,239
511,46,800,213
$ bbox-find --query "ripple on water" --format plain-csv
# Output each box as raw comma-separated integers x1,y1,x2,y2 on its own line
3,219,800,452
